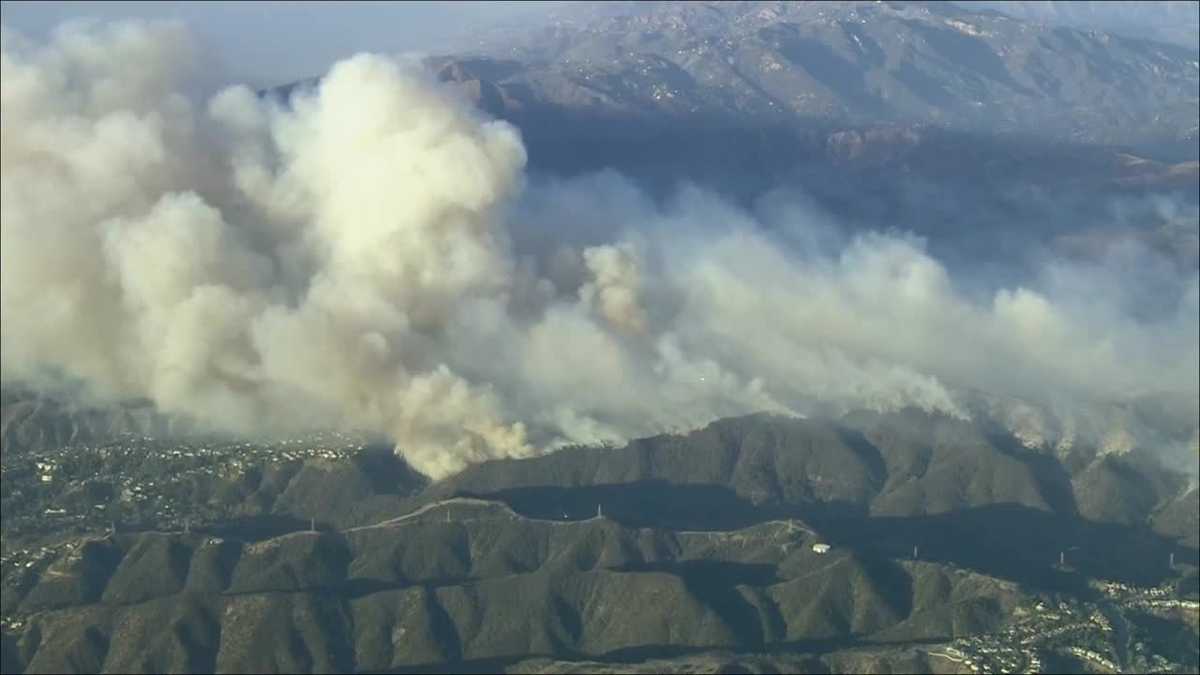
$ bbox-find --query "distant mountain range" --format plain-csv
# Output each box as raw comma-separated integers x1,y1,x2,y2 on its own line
268,1,1200,276
421,1,1200,273
430,1,1198,150
957,1,1200,52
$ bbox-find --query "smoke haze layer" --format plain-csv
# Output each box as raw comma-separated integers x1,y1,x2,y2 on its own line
2,21,1197,478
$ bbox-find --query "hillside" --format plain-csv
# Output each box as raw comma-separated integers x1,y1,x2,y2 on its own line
3,395,1198,673
0,500,1037,673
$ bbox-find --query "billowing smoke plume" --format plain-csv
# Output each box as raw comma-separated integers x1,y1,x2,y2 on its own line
3,21,1197,478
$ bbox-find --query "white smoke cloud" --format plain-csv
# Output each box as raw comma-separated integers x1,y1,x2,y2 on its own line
2,21,1197,479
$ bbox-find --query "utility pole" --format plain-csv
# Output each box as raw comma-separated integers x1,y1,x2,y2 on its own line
310,517,316,532
913,545,919,560
597,504,603,519
1169,552,1175,569
1059,551,1065,567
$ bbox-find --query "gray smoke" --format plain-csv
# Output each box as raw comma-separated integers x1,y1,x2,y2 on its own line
3,21,1197,478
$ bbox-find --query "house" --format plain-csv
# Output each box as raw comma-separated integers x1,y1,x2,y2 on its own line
812,543,831,554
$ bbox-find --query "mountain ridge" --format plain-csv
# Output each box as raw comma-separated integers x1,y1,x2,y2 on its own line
432,0,1198,149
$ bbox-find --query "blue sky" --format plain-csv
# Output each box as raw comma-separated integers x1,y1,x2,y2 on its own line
1,1,566,86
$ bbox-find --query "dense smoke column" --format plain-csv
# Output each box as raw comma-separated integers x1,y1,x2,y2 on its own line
3,21,1197,478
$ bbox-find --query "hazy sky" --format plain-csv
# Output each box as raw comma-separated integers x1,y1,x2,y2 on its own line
0,1,565,86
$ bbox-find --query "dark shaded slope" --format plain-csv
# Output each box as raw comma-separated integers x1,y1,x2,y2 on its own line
428,411,1080,520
